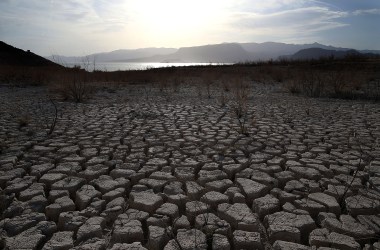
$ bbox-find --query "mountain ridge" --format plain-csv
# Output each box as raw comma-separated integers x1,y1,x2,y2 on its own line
289,48,362,60
0,41,62,67
47,47,178,64
120,43,255,63
239,42,354,60
47,42,380,64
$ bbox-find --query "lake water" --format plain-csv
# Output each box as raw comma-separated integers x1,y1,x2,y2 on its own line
65,62,231,72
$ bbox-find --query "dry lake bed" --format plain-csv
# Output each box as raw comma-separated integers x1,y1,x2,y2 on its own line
0,82,379,249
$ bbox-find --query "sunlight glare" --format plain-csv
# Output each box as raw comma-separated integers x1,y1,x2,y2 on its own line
132,0,226,34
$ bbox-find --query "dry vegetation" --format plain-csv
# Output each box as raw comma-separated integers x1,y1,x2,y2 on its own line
1,56,379,103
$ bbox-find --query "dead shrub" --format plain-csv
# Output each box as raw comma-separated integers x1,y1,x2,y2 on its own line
285,79,302,94
364,78,380,101
220,77,232,92
51,67,94,102
230,78,252,136
17,115,30,129
202,71,219,98
0,139,6,154
170,76,183,93
327,70,348,97
218,90,228,107
301,70,325,97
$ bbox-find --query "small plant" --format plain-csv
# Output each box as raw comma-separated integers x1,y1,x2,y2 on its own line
17,115,30,129
34,95,60,136
67,67,90,102
327,70,347,97
230,78,253,136
171,76,182,93
285,79,301,94
223,81,230,92
364,77,380,101
143,85,152,101
302,70,325,97
50,64,94,102
218,91,228,107
0,139,7,154
47,98,58,135
158,78,168,93
200,71,220,99
336,130,376,212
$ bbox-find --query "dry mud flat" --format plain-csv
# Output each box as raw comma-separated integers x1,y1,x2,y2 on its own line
0,83,379,250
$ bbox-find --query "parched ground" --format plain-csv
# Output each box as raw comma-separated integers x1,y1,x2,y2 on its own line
0,82,379,250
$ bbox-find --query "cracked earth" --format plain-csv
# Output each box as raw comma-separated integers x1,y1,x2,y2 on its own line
0,82,379,249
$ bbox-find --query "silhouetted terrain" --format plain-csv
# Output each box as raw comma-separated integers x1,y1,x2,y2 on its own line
47,42,380,64
2,40,379,102
125,43,255,63
240,42,353,60
0,41,63,85
289,48,361,60
47,48,177,64
0,41,61,67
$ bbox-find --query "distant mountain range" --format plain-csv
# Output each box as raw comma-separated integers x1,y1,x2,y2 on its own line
48,47,177,65
288,48,362,60
47,42,380,64
122,43,254,63
0,41,61,67
1,40,379,68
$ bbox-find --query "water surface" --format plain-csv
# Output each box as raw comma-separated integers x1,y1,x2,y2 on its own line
65,62,231,71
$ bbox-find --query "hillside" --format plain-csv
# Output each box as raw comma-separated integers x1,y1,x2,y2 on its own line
240,42,353,60
0,41,61,67
46,42,380,64
125,43,254,63
48,48,178,64
290,48,362,60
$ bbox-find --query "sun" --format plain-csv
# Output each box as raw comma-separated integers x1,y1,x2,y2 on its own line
130,0,225,36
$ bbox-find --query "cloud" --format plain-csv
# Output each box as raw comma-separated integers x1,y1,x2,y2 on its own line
91,0,129,20
60,11,89,22
91,22,126,33
1,0,380,55
0,0,129,38
0,0,90,27
229,0,307,13
353,8,380,15
229,7,349,38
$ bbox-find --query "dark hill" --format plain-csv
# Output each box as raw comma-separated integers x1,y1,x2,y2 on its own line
168,43,254,63
123,43,255,63
47,47,178,64
291,48,362,60
0,41,62,67
240,42,352,61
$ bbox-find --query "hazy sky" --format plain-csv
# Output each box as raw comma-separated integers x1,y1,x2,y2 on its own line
1,0,380,56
